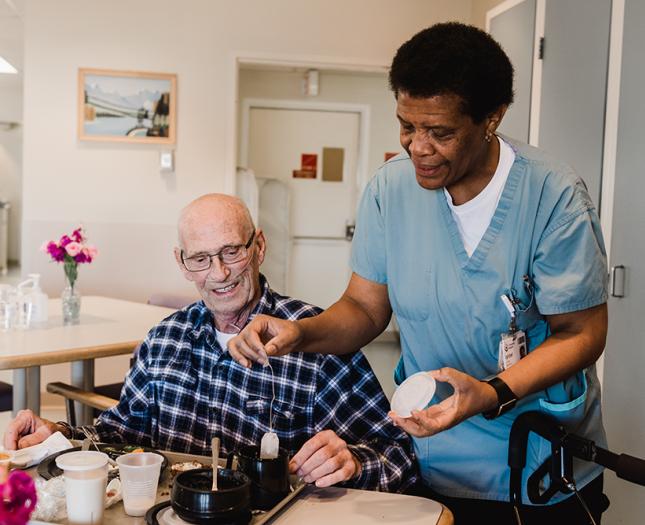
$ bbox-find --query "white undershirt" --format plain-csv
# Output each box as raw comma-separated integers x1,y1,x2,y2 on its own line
215,329,236,351
444,136,516,257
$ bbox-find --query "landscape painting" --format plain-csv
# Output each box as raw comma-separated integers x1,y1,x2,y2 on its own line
78,68,176,144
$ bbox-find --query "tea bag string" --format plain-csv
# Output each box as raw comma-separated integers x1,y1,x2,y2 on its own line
267,360,276,432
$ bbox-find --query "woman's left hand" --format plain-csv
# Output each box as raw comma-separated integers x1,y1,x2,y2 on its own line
389,367,497,438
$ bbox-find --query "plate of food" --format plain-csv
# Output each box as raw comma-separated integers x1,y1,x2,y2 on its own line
37,444,168,480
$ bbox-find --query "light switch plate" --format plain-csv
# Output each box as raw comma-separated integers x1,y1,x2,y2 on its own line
160,151,174,172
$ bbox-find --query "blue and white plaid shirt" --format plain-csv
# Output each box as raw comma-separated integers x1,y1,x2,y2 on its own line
83,276,417,492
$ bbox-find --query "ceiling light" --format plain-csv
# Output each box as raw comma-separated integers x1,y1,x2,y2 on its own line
0,56,18,74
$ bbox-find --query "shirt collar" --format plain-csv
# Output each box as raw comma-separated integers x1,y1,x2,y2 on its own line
188,274,275,343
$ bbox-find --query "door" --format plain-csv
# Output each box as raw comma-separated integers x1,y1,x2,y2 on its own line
537,0,611,208
487,0,536,143
602,1,645,523
245,105,361,308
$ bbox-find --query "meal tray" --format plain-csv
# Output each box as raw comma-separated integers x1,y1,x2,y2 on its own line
153,451,306,525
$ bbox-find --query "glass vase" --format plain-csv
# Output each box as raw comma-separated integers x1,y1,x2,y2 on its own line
61,283,81,325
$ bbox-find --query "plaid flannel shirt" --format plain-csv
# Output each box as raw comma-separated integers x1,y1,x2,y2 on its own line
81,276,418,492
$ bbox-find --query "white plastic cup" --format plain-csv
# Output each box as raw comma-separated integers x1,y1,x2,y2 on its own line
116,452,164,517
55,451,109,525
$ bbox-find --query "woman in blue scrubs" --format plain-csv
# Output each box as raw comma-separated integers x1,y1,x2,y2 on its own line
229,22,609,524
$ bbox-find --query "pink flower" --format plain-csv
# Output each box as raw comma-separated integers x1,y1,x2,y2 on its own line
0,469,37,525
71,227,85,243
65,242,82,257
87,245,98,259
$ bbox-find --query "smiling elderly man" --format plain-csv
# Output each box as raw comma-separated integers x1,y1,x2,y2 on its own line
4,194,417,492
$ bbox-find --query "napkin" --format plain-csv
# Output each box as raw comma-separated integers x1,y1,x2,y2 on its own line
30,476,122,522
11,431,74,468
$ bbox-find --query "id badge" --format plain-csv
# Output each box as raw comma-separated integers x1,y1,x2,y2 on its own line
498,330,527,371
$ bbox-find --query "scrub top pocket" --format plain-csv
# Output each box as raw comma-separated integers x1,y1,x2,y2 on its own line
539,370,588,428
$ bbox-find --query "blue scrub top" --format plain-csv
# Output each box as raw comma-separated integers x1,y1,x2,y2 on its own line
351,138,608,503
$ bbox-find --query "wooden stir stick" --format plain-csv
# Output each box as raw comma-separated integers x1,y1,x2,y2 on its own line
211,436,220,491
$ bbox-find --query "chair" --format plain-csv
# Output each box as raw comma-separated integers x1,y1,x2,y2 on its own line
0,381,12,412
46,293,195,425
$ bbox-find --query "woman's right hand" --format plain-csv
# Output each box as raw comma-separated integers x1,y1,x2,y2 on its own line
227,314,304,368
3,409,61,450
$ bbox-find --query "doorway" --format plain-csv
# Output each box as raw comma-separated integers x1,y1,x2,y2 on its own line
234,65,399,310
240,99,365,307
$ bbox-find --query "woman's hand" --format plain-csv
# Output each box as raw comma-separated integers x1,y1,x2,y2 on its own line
389,368,497,437
227,314,304,368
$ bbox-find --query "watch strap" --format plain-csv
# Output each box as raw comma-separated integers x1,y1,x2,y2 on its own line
482,376,518,420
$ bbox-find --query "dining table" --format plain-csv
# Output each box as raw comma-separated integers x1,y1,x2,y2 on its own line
25,448,454,525
0,296,175,423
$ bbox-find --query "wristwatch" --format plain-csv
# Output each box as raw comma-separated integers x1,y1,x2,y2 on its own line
482,376,518,419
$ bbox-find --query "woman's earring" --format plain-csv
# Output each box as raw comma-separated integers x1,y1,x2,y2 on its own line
485,131,492,142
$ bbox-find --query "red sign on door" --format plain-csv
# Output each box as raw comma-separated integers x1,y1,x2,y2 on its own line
293,153,318,179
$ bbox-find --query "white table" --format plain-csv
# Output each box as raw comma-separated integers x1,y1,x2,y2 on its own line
26,449,453,525
0,296,174,422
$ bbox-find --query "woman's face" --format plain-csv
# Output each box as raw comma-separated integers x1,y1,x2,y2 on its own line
396,92,494,193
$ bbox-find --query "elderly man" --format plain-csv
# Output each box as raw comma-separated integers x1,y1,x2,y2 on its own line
4,194,417,492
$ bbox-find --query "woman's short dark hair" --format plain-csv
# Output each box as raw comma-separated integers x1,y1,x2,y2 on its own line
389,22,514,123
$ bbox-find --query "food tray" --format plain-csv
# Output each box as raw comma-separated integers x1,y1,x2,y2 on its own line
148,451,306,525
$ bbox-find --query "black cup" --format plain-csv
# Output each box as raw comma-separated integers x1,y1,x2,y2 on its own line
171,468,251,524
235,445,290,510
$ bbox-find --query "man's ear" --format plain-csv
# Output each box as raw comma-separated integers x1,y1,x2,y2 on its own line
255,229,267,266
174,247,196,282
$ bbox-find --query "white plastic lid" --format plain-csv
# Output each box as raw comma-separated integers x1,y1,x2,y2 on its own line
390,372,436,418
55,451,109,471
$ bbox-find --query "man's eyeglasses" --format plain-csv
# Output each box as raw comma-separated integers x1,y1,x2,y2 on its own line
181,230,256,272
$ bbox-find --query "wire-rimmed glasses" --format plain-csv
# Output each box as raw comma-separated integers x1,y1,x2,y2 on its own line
180,229,256,272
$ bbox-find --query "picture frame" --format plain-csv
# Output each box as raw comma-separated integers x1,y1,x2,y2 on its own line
78,68,177,144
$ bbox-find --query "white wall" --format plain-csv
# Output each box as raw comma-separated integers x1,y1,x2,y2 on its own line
0,84,22,262
21,0,471,301
18,0,471,402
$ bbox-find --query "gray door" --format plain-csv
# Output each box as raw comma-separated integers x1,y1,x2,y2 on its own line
537,0,611,208
602,1,645,523
488,0,536,143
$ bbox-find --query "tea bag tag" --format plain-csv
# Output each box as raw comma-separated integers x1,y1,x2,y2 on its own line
260,432,279,459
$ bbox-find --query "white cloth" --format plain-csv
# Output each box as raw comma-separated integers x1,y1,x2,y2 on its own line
236,167,259,226
215,329,236,351
444,136,515,256
8,431,73,468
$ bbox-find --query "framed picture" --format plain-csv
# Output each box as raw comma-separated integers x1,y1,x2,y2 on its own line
78,68,177,144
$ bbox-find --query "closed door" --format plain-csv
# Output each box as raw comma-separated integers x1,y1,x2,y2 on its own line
537,0,611,208
488,0,536,143
246,106,360,308
602,1,645,523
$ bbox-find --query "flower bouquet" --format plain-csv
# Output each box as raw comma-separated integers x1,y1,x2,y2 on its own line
0,468,37,525
42,227,98,324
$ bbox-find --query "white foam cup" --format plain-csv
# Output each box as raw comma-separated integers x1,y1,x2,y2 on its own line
116,452,164,517
390,371,437,418
55,451,109,525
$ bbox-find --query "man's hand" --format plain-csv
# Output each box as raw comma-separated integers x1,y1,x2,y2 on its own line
228,314,303,368
289,430,362,488
3,410,61,450
389,368,497,438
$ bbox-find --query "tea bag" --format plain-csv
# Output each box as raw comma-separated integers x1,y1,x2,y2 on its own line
260,432,279,459
260,361,280,459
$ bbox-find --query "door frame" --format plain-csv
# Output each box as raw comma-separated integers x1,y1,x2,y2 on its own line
486,0,545,147
239,98,371,201
224,51,388,196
